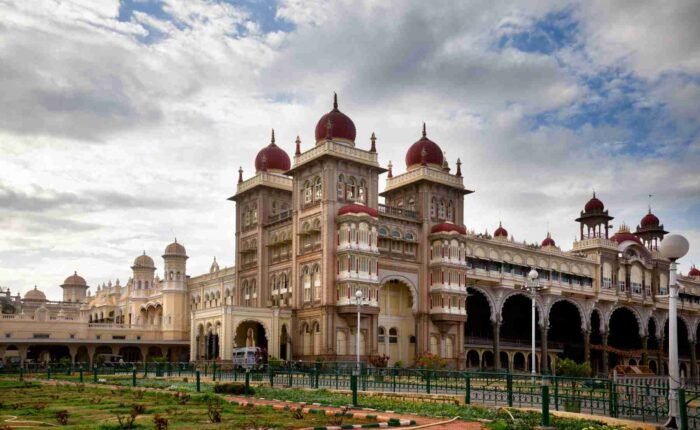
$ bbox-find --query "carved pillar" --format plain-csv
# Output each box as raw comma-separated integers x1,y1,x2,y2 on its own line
602,332,609,376
540,323,549,374
583,329,591,365
492,321,501,369
68,345,79,364
641,334,649,365
691,339,697,379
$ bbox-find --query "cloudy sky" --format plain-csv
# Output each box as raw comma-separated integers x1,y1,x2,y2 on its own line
1,0,699,300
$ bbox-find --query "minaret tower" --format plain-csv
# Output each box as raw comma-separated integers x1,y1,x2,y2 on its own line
162,239,188,341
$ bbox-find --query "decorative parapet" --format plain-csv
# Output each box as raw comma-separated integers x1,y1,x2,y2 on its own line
293,140,382,169
572,237,619,251
384,165,469,193
235,171,292,196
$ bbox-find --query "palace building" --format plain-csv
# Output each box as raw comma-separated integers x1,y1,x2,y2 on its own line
2,95,700,376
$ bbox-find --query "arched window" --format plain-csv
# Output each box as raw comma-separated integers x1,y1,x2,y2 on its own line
303,266,311,302
431,198,437,218
169,271,174,280
252,205,258,224
358,179,366,202
438,199,446,219
337,175,345,200
304,180,312,204
314,176,322,201
137,280,142,289
378,326,385,343
313,264,321,301
347,177,356,200
389,328,398,344
243,206,250,226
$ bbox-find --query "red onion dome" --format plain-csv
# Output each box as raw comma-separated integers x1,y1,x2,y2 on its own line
494,222,508,238
689,265,700,277
431,221,467,235
255,129,291,173
541,233,556,247
584,192,605,212
63,271,87,286
337,203,378,217
314,93,356,144
640,210,660,228
611,224,642,245
405,123,444,169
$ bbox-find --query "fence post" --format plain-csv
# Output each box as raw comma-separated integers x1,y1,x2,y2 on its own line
19,366,24,382
608,380,617,417
314,366,319,389
679,388,688,430
143,362,147,378
196,370,201,392
93,365,98,383
79,366,83,383
47,365,51,380
541,385,550,427
393,368,397,393
553,377,559,411
212,362,217,382
132,368,137,387
288,365,292,387
465,375,471,404
244,369,251,396
506,373,513,407
351,372,358,407
426,370,431,394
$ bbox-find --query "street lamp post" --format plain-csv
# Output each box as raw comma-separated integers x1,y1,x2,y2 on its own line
660,234,690,429
355,289,363,375
527,269,546,376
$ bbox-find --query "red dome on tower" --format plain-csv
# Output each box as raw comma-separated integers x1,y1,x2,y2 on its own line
255,129,291,173
494,222,508,238
431,222,467,235
541,233,556,247
314,93,356,143
405,123,444,168
689,265,700,277
584,192,605,212
337,203,378,217
640,211,660,228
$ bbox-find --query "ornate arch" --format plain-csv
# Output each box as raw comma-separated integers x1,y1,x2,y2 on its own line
379,274,418,313
497,289,545,324
232,318,270,343
466,285,497,322
606,304,645,337
547,296,587,331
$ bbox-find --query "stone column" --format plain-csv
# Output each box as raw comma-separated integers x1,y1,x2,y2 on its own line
658,336,665,375
492,321,501,369
583,329,591,365
641,334,649,365
68,345,79,364
691,339,697,379
17,345,29,366
540,323,549,374
602,332,609,376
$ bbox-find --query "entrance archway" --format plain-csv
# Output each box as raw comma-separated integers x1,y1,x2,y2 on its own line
235,320,269,355
501,293,540,370
465,287,492,340
608,307,641,368
549,300,583,363
119,346,142,362
280,324,291,360
378,280,415,365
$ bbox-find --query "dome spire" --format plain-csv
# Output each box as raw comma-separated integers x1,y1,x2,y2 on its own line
271,128,276,145
238,166,243,183
333,92,338,110
295,135,301,155
422,122,427,138
387,161,393,178
456,158,462,177
370,132,376,153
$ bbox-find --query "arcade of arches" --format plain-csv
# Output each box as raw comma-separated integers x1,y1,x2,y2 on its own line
465,287,700,376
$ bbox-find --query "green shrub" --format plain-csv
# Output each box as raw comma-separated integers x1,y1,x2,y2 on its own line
213,382,255,395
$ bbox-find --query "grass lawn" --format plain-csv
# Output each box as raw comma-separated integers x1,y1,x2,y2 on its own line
0,379,377,429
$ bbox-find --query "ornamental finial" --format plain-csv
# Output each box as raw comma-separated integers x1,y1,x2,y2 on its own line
295,135,301,155
271,128,275,145
238,166,243,183
456,158,462,177
422,122,426,138
387,161,393,178
370,132,376,153
333,92,338,110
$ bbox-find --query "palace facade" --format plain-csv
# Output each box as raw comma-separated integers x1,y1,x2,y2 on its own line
3,95,700,376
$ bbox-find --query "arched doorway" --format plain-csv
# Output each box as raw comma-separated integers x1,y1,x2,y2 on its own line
664,317,690,365
280,324,291,360
119,346,142,362
465,288,492,339
76,346,89,364
235,320,269,356
549,300,584,363
378,280,415,366
147,346,162,361
590,310,603,374
608,307,641,369
482,350,494,368
466,350,480,368
28,345,70,364
501,293,540,371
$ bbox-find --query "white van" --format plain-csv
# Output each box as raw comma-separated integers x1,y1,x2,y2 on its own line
232,347,261,369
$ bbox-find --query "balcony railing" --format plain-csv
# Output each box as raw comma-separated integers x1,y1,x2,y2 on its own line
378,204,418,220
266,210,292,224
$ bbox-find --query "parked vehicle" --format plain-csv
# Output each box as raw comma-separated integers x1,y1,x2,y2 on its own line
232,347,261,369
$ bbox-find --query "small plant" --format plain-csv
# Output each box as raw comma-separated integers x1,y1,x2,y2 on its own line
55,410,69,425
174,391,190,405
77,384,85,392
369,354,390,368
133,390,145,400
33,403,47,411
182,377,188,383
414,353,448,369
290,406,304,420
394,360,404,368
206,397,224,423
153,414,169,430
329,405,351,426
132,403,146,415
